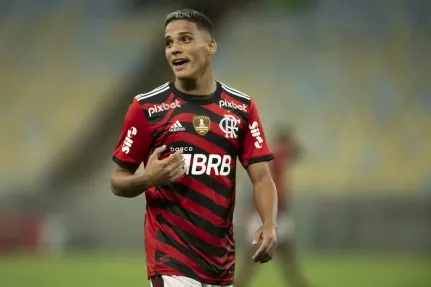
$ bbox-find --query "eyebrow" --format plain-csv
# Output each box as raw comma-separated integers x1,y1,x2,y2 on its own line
164,31,194,40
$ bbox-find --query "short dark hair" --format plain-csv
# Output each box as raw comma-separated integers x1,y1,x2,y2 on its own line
165,9,214,36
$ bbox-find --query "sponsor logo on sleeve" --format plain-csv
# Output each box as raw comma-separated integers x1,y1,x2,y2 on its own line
249,121,263,148
121,127,137,154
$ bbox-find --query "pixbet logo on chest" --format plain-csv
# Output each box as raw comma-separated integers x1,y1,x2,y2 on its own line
219,99,247,112
148,99,181,117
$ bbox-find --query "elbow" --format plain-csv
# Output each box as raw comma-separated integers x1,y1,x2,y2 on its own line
110,177,126,198
110,163,143,198
110,182,122,197
110,166,145,198
110,184,134,198
110,179,139,198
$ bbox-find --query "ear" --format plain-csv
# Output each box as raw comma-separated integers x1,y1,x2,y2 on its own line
208,39,217,55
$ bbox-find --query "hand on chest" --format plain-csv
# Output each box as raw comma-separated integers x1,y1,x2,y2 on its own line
153,103,244,176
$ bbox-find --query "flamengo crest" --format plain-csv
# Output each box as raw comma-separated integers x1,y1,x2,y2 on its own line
219,114,240,138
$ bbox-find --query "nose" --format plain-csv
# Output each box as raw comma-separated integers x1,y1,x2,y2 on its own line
170,41,182,55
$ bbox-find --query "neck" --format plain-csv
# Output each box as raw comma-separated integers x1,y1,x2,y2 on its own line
174,68,216,95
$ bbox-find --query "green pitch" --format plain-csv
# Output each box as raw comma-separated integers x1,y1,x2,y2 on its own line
1,252,430,287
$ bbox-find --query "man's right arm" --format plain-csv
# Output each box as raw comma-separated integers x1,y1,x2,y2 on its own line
111,146,185,197
110,98,152,197
110,163,153,198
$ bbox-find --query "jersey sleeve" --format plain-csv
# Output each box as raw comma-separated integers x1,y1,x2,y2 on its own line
112,98,152,173
238,99,275,168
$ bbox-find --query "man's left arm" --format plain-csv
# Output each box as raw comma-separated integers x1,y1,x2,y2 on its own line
247,162,278,263
248,162,277,227
238,98,277,263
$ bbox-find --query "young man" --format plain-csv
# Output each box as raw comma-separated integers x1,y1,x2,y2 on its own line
236,126,310,287
111,9,278,287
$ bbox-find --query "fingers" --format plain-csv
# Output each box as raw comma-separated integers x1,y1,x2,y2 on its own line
158,149,186,181
252,236,269,262
147,145,186,185
252,228,262,246
252,233,277,264
265,239,277,260
151,145,167,158
169,154,185,170
161,149,183,165
168,158,186,180
259,256,272,264
171,165,187,181
251,228,263,261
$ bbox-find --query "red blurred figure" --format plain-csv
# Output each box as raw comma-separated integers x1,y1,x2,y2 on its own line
236,125,310,287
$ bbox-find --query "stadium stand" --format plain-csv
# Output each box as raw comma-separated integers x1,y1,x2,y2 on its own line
0,1,165,193
1,0,429,196
213,0,431,193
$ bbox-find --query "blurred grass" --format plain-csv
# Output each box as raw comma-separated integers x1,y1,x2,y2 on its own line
0,252,430,287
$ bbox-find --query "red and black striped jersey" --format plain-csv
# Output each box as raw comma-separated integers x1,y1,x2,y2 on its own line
112,81,274,285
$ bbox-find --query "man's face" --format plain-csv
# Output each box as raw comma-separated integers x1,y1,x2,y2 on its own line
164,20,215,80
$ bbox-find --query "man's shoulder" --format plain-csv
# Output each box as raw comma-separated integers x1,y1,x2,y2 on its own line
134,82,172,104
219,82,252,104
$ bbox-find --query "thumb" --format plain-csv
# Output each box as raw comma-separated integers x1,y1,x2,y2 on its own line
151,145,166,159
252,228,263,245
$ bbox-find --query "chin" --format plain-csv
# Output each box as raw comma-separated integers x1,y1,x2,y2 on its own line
173,69,196,81
175,75,195,81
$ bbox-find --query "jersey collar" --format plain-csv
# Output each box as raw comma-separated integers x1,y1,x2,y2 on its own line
170,81,222,105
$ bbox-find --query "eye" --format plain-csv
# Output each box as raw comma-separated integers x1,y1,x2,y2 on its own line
181,36,192,43
164,39,172,48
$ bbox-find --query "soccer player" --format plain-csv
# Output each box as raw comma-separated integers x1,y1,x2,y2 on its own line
110,9,278,287
236,126,310,287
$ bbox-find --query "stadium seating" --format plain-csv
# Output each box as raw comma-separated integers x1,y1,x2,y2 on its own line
0,2,165,193
2,0,429,195
213,0,431,193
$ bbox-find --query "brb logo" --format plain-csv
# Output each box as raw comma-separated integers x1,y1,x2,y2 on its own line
249,121,263,148
148,99,181,117
169,146,231,175
219,115,240,139
219,99,247,112
182,154,232,176
122,127,137,154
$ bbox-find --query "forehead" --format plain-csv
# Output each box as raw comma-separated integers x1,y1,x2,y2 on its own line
165,20,199,37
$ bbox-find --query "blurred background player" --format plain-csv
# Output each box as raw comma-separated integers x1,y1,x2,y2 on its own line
236,125,310,287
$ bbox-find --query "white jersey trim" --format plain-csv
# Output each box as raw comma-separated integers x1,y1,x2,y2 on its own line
220,83,251,100
135,82,170,101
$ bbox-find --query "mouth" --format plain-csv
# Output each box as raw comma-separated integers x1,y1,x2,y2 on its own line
172,58,190,68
